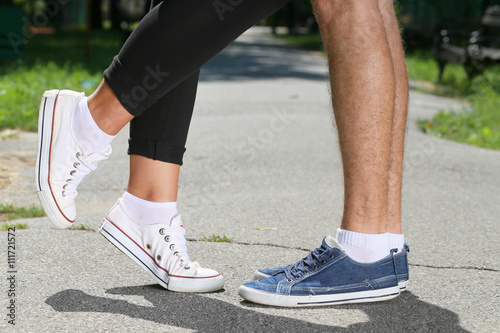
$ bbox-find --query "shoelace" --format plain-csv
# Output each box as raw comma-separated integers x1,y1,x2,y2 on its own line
284,245,334,281
62,150,110,199
158,226,192,270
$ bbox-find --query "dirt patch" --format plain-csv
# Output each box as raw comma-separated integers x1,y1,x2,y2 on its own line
0,151,36,189
0,131,40,208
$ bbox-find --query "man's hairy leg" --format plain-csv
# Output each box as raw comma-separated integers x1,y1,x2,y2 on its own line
237,0,409,304
378,0,409,235
313,0,395,233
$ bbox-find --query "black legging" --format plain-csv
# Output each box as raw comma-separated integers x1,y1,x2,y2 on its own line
104,0,288,165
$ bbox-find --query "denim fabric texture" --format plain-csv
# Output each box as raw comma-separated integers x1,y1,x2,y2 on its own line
255,242,410,288
244,237,401,296
394,243,410,284
256,265,291,278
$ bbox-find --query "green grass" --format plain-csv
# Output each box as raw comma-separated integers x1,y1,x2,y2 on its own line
0,223,28,231
405,50,500,96
405,50,470,96
273,33,500,150
0,204,45,221
418,91,500,150
0,30,123,131
70,224,92,231
409,52,500,149
202,234,234,243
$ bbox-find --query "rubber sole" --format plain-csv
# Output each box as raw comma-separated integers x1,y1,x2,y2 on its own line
100,218,224,293
238,284,400,307
253,270,410,291
35,90,74,229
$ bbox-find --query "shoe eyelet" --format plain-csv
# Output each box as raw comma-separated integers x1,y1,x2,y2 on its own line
76,152,82,158
70,170,76,176
156,255,162,261
62,191,66,197
159,228,165,235
73,162,80,168
287,278,293,283
321,260,326,264
164,235,170,242
305,269,309,274
297,274,302,279
66,179,72,183
145,243,151,250
62,184,68,190
173,251,179,257
169,244,175,251
328,254,334,259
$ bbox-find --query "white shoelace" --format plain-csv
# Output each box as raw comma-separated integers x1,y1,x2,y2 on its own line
62,147,111,199
162,226,192,270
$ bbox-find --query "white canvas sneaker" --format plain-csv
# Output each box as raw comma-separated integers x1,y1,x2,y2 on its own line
35,90,111,229
100,199,224,293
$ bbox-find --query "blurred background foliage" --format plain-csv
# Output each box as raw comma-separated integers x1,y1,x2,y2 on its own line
0,0,499,149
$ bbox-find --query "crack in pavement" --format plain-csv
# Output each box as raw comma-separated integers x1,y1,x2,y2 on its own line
186,238,500,273
409,263,499,273
186,238,311,252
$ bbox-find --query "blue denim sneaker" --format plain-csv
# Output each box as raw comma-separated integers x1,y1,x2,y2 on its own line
238,236,401,307
254,243,410,291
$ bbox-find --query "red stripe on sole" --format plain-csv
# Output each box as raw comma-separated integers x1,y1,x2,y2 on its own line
46,91,75,224
104,218,221,280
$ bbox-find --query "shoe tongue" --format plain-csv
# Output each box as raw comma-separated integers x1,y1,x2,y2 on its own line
169,214,183,228
323,235,343,251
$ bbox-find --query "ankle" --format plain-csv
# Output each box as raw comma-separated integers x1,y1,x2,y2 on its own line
386,223,402,235
87,80,133,136
126,188,177,203
127,155,180,202
340,216,386,234
386,212,402,234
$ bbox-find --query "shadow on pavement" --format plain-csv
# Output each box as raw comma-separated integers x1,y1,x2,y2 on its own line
46,286,469,332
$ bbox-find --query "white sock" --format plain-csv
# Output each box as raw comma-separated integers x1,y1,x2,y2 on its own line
121,191,178,225
388,232,405,253
72,97,115,155
336,228,390,263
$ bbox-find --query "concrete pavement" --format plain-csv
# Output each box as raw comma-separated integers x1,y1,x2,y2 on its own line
1,27,499,332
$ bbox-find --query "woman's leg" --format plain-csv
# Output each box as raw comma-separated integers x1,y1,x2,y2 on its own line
126,70,200,202
96,1,289,292
128,69,199,168
97,0,213,291
88,0,289,136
